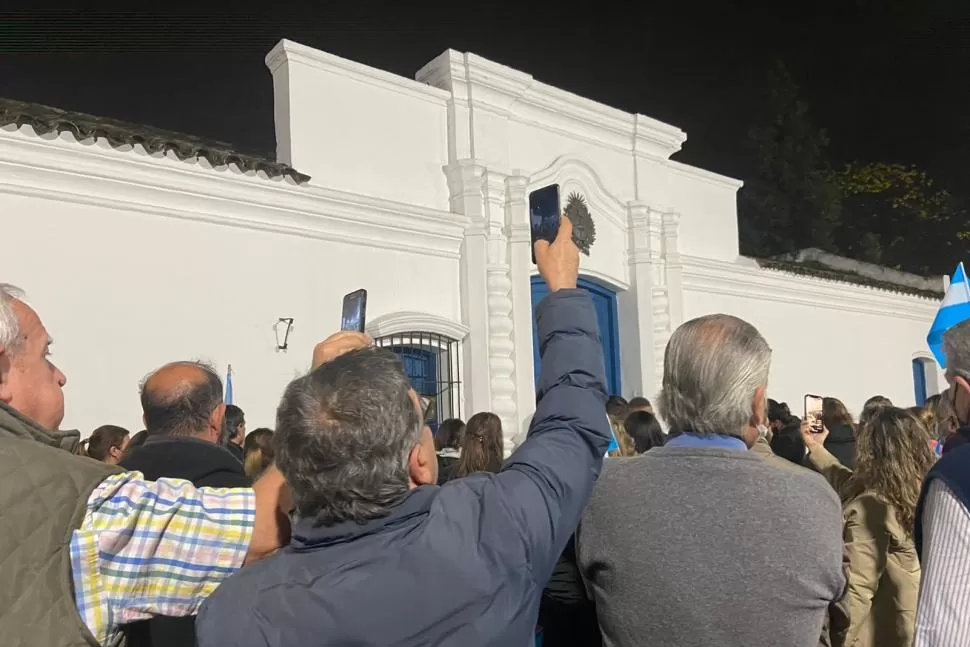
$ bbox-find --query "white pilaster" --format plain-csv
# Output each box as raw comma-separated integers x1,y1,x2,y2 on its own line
446,159,491,419
506,174,535,447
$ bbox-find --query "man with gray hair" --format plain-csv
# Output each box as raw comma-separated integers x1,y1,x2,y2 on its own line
197,218,615,645
576,314,845,647
914,317,970,645
0,283,289,647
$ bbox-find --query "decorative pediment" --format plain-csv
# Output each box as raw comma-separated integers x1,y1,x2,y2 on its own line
366,311,469,341
527,156,627,230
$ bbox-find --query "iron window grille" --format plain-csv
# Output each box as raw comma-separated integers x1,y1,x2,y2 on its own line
375,331,461,433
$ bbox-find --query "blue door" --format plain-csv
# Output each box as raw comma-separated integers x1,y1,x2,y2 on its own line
531,275,621,395
913,358,928,406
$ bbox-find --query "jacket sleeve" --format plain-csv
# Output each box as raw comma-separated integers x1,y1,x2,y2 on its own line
490,288,612,583
841,497,890,647
806,444,854,501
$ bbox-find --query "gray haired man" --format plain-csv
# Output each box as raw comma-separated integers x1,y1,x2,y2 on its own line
576,314,845,647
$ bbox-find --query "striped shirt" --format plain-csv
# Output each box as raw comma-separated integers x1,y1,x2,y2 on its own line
914,479,970,646
70,472,255,645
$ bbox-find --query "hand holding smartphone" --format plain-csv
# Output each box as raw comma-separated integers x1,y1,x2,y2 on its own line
341,289,367,333
804,394,824,434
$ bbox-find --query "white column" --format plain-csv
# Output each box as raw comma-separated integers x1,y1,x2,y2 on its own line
482,170,518,450
506,174,535,448
623,201,672,398
662,211,684,330
446,159,491,419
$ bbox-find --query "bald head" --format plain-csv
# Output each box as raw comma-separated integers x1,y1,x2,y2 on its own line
140,361,224,441
658,314,771,442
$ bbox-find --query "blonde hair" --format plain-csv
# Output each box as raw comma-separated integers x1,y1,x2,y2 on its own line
845,407,935,534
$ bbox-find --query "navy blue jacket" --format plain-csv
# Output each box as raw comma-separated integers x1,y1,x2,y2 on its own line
196,288,612,647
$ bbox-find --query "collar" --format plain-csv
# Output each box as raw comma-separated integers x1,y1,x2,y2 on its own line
437,448,460,459
291,485,439,550
666,432,748,452
0,401,80,453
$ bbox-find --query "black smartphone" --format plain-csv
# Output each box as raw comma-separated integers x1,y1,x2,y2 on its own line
804,394,824,433
340,289,367,332
529,184,561,264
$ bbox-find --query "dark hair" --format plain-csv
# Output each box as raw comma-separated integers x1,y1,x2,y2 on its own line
80,425,130,461
451,412,504,479
275,347,421,526
860,395,894,426
141,361,223,437
435,418,465,452
822,397,854,429
623,411,665,454
243,427,275,479
606,395,629,422
225,404,246,442
770,419,807,466
628,396,652,411
767,399,790,423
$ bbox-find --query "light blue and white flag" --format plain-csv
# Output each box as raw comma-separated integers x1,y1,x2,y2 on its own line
927,263,970,369
225,364,234,405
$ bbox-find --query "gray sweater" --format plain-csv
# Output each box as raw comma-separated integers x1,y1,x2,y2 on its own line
576,445,845,647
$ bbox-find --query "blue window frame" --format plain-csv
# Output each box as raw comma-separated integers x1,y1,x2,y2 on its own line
530,275,621,395
913,358,929,406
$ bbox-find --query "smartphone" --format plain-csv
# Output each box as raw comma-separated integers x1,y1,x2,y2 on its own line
340,289,367,332
529,184,561,264
804,394,824,433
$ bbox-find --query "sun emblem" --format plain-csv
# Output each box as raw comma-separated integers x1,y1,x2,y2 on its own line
563,192,596,256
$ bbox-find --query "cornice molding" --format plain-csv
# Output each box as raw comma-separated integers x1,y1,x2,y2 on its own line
682,256,938,321
266,39,449,106
367,311,470,341
417,50,686,158
665,159,744,191
0,125,467,259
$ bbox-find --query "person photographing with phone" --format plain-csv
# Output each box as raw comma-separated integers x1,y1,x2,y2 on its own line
802,407,934,647
197,214,615,646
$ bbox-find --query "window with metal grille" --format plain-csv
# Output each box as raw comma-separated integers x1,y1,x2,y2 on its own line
375,332,461,433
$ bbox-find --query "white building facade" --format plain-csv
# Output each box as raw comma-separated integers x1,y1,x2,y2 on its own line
1,40,945,445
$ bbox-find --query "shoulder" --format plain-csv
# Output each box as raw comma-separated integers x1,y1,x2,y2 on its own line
762,458,842,514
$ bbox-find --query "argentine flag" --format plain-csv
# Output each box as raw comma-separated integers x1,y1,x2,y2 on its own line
225,364,234,405
927,263,970,369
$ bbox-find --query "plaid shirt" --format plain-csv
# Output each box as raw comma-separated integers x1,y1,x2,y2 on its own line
70,472,255,645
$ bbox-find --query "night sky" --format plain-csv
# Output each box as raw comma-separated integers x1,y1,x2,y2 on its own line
2,2,968,199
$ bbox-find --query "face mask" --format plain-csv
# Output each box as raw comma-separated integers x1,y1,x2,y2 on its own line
756,424,769,439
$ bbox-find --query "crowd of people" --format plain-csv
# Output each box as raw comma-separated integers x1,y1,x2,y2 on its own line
3,214,970,646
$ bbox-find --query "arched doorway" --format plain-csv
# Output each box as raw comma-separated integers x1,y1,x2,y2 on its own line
530,275,621,395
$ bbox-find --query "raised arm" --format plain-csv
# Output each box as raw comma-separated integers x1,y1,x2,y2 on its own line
489,216,612,582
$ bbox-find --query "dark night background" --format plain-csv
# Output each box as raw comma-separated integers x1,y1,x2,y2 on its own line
2,1,968,274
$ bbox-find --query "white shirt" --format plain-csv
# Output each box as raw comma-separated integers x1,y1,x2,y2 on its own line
914,479,970,646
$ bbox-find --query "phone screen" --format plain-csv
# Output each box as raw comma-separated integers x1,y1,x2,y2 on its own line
341,289,367,332
804,394,824,433
529,184,561,264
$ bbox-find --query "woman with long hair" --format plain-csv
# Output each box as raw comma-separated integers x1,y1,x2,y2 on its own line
447,412,504,481
803,407,935,647
243,428,275,479
77,425,130,464
822,396,857,468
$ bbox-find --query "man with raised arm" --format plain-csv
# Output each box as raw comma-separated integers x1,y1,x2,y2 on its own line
197,218,613,646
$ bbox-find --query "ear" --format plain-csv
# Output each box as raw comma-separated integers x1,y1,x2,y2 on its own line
955,375,970,398
0,344,11,404
407,428,436,487
210,403,227,439
751,384,768,427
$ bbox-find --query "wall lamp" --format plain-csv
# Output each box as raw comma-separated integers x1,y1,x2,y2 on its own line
274,317,295,352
